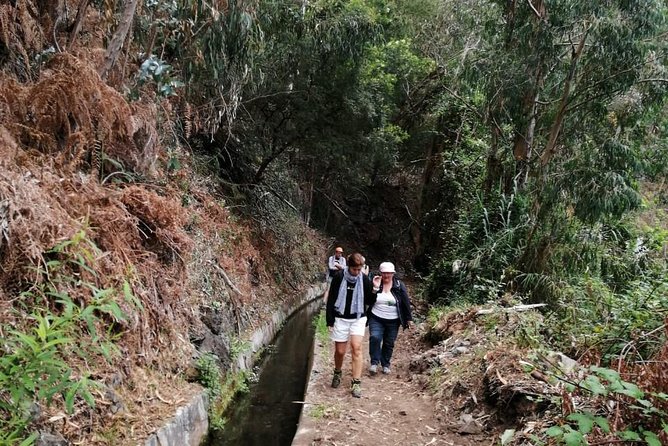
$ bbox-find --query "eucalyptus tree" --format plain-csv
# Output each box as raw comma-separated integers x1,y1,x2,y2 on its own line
135,0,262,136
419,0,668,303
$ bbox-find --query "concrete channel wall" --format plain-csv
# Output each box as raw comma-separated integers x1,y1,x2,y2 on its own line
143,283,326,446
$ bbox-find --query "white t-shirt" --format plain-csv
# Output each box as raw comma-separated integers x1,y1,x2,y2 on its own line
371,291,399,320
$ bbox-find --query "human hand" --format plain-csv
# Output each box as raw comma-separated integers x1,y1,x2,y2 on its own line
372,275,381,288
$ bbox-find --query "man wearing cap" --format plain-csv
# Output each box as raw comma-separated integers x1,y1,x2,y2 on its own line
327,247,347,283
367,261,413,376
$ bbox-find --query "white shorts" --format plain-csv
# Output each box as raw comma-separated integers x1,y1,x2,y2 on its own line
331,316,367,342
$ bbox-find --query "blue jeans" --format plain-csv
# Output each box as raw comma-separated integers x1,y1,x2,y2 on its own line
368,314,400,368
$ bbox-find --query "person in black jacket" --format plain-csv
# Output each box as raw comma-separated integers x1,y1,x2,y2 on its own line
326,252,375,398
367,261,412,375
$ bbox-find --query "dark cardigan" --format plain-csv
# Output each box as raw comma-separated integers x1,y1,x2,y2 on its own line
367,277,413,329
326,271,375,327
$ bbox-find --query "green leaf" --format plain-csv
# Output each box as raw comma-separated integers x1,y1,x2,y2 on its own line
546,426,564,437
654,392,668,401
583,374,607,395
13,332,40,353
563,429,585,446
594,416,610,433
637,399,653,407
123,280,144,310
644,431,661,446
46,260,62,269
92,287,115,301
65,382,79,414
618,430,642,441
101,301,126,322
567,412,594,434
81,386,96,408
19,432,39,446
616,381,644,399
500,429,515,445
590,366,620,383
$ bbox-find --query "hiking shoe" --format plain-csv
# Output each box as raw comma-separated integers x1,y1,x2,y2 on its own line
351,381,362,398
331,370,342,388
369,364,378,376
382,366,391,374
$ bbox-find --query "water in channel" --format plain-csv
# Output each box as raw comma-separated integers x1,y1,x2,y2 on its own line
208,299,321,446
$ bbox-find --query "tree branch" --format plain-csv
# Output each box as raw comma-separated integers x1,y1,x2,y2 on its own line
99,0,139,79
540,24,590,167
314,188,349,218
67,0,90,50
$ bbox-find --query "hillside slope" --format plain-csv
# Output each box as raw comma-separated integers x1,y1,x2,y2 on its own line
0,4,324,444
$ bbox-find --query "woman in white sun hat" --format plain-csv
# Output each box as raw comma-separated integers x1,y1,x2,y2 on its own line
368,261,413,375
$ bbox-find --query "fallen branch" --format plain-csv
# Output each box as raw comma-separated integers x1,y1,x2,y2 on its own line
155,389,173,405
261,183,299,213
209,260,242,295
209,260,242,334
476,303,547,315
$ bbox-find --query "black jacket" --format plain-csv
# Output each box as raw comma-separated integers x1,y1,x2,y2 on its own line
326,271,375,327
367,277,413,330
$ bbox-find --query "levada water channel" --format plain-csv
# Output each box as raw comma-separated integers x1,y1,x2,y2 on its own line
208,298,322,445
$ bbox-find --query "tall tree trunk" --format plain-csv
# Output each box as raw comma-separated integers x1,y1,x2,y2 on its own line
414,118,443,262
539,24,590,168
513,66,543,189
517,24,590,276
484,122,502,196
304,160,315,226
99,0,139,79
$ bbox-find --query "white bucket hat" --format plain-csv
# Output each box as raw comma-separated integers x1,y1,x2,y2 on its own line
379,262,395,273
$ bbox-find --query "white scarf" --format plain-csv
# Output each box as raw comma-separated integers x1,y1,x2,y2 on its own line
334,267,364,318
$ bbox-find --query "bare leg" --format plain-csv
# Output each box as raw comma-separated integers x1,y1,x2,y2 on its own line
349,335,363,380
334,341,347,370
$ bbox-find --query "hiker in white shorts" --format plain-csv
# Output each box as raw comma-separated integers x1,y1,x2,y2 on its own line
325,252,376,398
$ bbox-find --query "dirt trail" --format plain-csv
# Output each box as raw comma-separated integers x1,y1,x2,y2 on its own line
292,313,487,446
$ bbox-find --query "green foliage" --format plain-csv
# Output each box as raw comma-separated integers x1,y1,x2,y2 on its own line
539,366,667,445
195,353,253,433
308,403,330,419
194,353,227,431
425,188,531,304
136,0,262,134
422,0,668,307
229,337,252,361
0,230,138,444
136,55,184,97
547,275,667,360
195,353,222,397
313,311,329,346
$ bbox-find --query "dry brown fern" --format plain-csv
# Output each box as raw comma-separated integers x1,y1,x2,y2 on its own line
0,4,14,50
0,74,27,128
6,54,159,175
16,0,45,52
